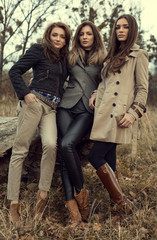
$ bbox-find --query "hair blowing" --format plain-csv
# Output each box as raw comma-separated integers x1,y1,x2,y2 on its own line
42,22,71,63
68,21,106,66
105,14,138,75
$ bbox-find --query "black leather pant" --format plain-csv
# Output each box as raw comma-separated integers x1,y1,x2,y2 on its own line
57,107,93,201
88,141,117,171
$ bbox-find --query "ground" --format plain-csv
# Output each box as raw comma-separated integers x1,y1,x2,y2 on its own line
0,102,156,240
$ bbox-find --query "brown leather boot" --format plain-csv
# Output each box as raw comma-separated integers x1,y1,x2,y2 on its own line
110,170,119,206
10,203,20,223
115,171,119,180
74,185,90,222
65,199,82,225
34,190,47,220
96,163,134,215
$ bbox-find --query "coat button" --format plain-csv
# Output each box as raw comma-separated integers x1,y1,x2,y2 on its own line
118,69,121,73
110,114,113,118
113,103,116,107
116,81,120,85
114,92,118,96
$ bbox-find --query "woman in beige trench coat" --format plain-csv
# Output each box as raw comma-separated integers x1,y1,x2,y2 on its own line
88,14,149,215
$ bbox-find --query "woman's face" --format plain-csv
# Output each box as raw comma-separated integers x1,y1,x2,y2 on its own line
116,18,129,44
79,25,94,50
50,27,66,49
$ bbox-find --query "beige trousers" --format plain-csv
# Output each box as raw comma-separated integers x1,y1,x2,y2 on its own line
7,99,57,200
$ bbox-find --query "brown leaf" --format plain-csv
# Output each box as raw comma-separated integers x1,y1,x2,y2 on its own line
135,209,145,217
111,215,120,222
139,227,149,233
46,216,58,222
20,236,35,240
39,230,44,237
142,190,148,198
129,191,136,197
131,176,136,182
93,223,102,231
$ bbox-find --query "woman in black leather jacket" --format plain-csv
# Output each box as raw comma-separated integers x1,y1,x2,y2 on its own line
7,22,71,223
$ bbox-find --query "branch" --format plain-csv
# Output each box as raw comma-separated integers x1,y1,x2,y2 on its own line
4,0,57,45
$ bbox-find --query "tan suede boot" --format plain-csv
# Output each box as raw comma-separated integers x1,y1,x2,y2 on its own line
65,199,82,225
96,163,134,215
10,203,20,223
34,190,47,220
74,185,90,222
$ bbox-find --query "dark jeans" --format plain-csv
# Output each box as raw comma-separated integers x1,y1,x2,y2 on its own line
57,107,93,201
88,141,117,171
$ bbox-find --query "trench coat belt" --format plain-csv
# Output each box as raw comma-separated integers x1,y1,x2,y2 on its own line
131,105,142,118
31,90,58,110
132,102,146,112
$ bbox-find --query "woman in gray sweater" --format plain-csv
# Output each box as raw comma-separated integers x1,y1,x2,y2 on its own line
57,21,106,225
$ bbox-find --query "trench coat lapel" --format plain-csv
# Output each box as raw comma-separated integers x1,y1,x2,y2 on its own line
124,44,140,62
128,44,140,58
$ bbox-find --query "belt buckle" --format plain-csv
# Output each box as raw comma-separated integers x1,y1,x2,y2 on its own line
52,96,57,103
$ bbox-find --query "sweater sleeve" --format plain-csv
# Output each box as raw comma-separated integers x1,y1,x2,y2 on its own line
128,49,149,119
9,44,42,100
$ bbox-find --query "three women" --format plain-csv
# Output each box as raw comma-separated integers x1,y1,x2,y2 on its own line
8,13,149,224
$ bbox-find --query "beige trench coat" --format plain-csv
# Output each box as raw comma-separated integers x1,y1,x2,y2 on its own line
90,44,149,144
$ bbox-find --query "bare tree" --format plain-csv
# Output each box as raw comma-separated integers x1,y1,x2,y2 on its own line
62,0,125,47
61,0,151,49
0,0,61,85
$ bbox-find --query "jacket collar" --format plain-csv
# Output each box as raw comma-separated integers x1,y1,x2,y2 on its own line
124,44,140,61
77,56,85,69
128,43,140,57
102,43,140,69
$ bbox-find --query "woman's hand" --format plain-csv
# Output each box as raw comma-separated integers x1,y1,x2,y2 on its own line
24,93,38,105
89,93,96,109
118,113,135,128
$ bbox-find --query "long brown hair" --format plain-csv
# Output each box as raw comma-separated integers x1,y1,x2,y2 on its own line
42,22,71,63
105,14,138,75
68,21,106,66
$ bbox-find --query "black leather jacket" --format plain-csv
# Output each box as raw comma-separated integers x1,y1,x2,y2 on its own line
9,44,68,100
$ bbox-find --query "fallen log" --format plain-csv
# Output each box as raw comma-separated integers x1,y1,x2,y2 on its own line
0,117,93,180
0,117,18,157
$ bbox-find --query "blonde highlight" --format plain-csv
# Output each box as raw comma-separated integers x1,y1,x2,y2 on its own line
68,21,106,66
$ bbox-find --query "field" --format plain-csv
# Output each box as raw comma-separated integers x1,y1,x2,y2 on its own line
0,100,156,240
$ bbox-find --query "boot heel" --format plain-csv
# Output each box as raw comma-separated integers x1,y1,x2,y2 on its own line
74,185,90,222
10,203,20,223
34,190,47,220
65,199,82,226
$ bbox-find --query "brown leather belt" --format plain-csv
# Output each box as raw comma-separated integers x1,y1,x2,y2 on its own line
31,90,58,109
131,105,142,118
132,102,146,113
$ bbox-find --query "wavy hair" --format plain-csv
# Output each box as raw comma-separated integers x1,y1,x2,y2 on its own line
42,22,71,63
105,14,138,75
68,21,106,66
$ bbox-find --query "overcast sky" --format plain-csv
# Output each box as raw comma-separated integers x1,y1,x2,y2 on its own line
136,0,157,37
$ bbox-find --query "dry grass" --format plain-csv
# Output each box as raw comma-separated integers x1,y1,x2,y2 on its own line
0,104,156,240
0,99,18,117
